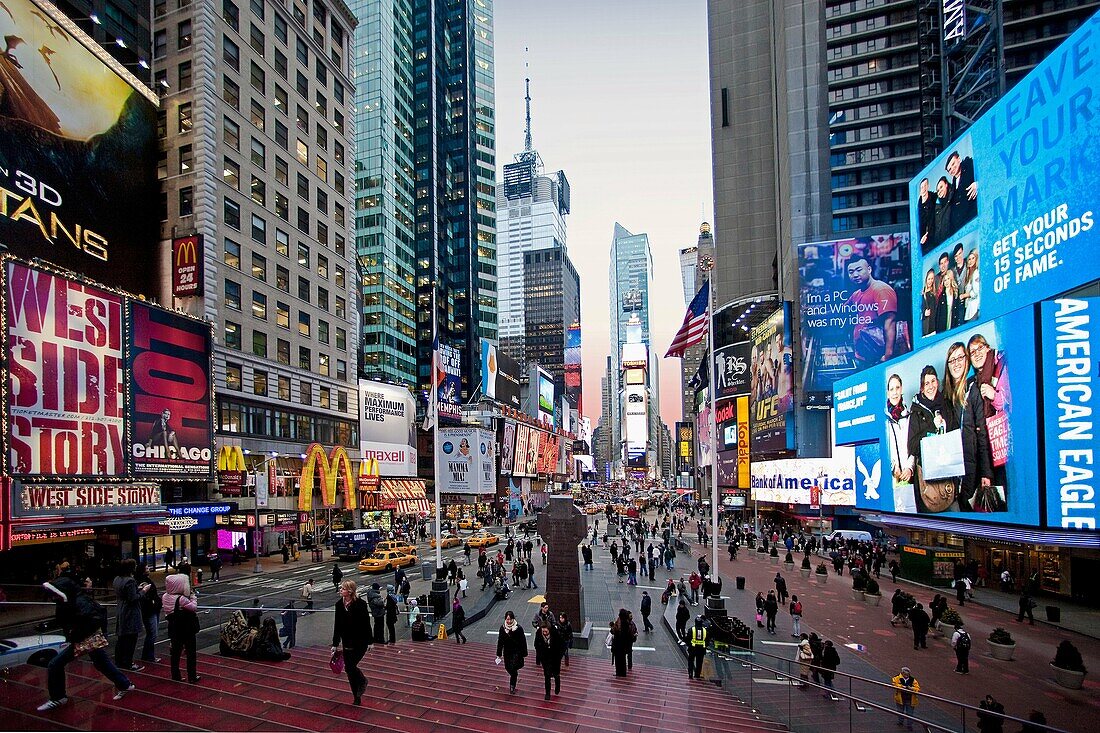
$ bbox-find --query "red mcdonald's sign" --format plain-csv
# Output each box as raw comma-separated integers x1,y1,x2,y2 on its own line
172,235,204,297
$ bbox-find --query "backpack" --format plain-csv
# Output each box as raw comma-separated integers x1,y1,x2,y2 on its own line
956,631,971,652
792,601,802,616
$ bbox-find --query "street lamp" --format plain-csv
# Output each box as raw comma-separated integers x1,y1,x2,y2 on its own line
244,450,280,574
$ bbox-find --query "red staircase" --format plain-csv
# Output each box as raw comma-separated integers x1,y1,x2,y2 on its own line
0,641,787,732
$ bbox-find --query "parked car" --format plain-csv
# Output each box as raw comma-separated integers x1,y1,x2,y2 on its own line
0,634,66,670
357,550,417,573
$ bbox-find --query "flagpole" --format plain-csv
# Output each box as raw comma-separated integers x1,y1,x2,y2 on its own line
706,277,719,579
432,286,443,572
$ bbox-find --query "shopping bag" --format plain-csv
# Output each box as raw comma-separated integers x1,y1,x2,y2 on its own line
986,412,1009,467
920,430,964,479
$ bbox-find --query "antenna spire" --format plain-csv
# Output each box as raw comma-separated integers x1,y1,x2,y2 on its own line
523,48,533,152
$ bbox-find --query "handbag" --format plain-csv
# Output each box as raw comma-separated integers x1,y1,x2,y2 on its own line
167,597,200,637
73,631,108,656
329,650,344,674
920,429,965,480
973,484,1007,513
916,465,957,513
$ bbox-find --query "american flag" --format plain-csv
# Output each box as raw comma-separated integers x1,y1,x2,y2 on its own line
664,281,709,358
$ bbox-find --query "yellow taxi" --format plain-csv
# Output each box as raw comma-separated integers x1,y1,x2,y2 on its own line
585,503,601,515
375,540,417,556
357,550,417,573
465,531,500,548
431,532,463,549
457,518,482,531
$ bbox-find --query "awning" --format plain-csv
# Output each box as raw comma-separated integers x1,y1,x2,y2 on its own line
381,479,431,515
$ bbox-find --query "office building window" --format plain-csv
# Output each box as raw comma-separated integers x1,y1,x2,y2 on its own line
275,156,289,185
298,346,311,371
335,327,346,350
154,29,166,58
223,76,239,109
317,319,329,344
251,252,267,280
251,137,265,168
297,275,310,302
178,19,192,49
225,280,241,310
178,144,192,173
276,301,290,329
252,330,267,358
299,379,312,405
317,287,328,312
178,102,192,132
277,338,290,365
224,238,241,269
250,99,265,130
178,186,193,216
251,212,266,243
276,229,289,257
276,265,289,291
298,311,310,337
224,198,241,229
251,177,266,207
254,369,268,396
178,62,192,90
336,361,347,382
278,375,291,400
226,362,242,389
225,321,241,349
337,389,347,411
223,36,239,70
319,385,330,408
223,157,240,188
224,117,240,150
223,0,239,30
275,14,288,43
252,291,267,320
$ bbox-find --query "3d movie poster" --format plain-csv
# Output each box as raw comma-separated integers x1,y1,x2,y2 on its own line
749,303,794,454
0,0,159,297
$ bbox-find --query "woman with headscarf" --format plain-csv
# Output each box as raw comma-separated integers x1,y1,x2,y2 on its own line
330,580,371,705
496,610,528,694
907,365,949,513
942,341,992,511
967,333,1010,507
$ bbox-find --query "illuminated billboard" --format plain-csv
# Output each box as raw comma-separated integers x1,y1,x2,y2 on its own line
480,338,521,409
565,323,582,411
749,303,794,454
797,233,912,404
359,380,417,477
751,448,856,506
537,369,555,424
834,307,1041,525
438,428,495,495
5,258,213,481
907,12,1100,351
0,0,159,297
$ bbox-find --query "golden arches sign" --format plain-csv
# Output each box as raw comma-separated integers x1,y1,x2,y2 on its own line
216,445,246,472
298,443,357,512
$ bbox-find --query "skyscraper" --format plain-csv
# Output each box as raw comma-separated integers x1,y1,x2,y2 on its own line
412,0,497,405
497,79,570,371
155,0,362,475
679,222,714,423
352,0,417,385
521,244,580,399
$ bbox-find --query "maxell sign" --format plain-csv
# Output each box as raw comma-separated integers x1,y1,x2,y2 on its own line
359,380,417,477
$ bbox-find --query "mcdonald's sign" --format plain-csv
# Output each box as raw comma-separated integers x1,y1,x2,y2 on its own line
358,457,381,509
298,444,357,512
217,445,247,496
172,235,204,297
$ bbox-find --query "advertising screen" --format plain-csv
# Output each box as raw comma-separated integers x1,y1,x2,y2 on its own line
525,429,542,476
537,370,555,422
477,429,496,494
480,338,521,408
500,422,516,475
437,342,462,421
749,303,794,453
512,424,530,478
438,428,481,494
798,233,912,404
750,447,856,505
908,12,1100,350
714,341,751,400
565,323,582,411
128,301,214,477
358,380,417,477
1041,298,1099,530
0,0,159,297
833,307,1040,524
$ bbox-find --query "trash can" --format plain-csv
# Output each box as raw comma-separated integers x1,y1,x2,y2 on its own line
736,576,746,590
421,561,433,581
311,547,324,562
1046,605,1061,623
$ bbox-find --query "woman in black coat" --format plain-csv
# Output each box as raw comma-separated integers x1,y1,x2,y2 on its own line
330,580,371,705
610,608,636,677
495,610,528,694
534,623,565,700
820,640,841,691
942,342,992,511
451,599,467,644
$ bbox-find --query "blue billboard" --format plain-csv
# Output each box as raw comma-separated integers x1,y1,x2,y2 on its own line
833,308,1040,525
1041,298,1100,530
908,12,1100,350
797,233,913,405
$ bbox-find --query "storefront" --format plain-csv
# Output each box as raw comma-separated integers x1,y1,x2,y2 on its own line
136,502,236,568
379,479,431,516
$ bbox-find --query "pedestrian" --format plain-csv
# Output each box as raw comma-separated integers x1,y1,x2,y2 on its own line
640,591,654,633
527,558,538,589
135,563,161,664
208,553,222,581
332,562,343,590
821,640,841,696
609,608,636,677
892,667,920,730
728,540,737,561
755,592,765,628
541,543,547,565
280,601,298,649
112,559,145,672
909,603,930,650
448,558,458,586
245,598,263,628
689,571,702,605
808,632,824,684
282,544,290,564
367,582,386,645
889,559,899,584
951,623,971,674
955,576,967,606
675,598,690,641
687,616,707,679
774,572,789,604
627,556,638,585
1017,590,1036,624
534,623,565,700
451,598,467,644
977,694,1005,733
330,580,371,705
557,612,573,666
496,610,528,694
38,573,135,711
385,586,398,644
300,578,315,615
458,574,469,599
164,546,175,571
796,633,814,685
764,590,779,635
582,544,593,571
163,570,200,682
789,594,803,638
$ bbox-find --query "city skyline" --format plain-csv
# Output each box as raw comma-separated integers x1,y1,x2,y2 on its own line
494,0,712,430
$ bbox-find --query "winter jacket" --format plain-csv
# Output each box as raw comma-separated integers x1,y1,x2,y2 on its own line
162,573,198,615
366,587,385,618
451,605,466,632
892,674,920,707
385,595,398,624
822,645,841,671
112,575,144,635
943,380,992,505
331,597,372,649
534,627,565,675
496,623,528,671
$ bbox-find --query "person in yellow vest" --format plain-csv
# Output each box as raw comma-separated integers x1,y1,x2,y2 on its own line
688,616,708,680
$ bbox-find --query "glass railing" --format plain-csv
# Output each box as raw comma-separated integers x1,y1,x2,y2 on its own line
707,644,1068,733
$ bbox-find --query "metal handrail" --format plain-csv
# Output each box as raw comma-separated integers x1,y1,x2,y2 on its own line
709,644,1069,733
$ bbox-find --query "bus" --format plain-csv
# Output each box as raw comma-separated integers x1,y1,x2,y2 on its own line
331,529,383,559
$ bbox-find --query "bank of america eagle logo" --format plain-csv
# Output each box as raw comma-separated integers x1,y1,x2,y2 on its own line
856,455,882,501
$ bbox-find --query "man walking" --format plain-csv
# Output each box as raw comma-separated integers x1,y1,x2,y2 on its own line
951,623,971,674
909,603,930,650
640,591,654,633
892,667,920,730
300,578,315,615
687,616,707,679
366,583,386,645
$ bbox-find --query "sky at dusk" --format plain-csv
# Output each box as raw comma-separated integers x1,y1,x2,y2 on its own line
493,0,712,431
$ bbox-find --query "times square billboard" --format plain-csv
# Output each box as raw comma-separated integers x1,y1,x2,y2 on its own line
4,259,214,482
0,0,160,298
